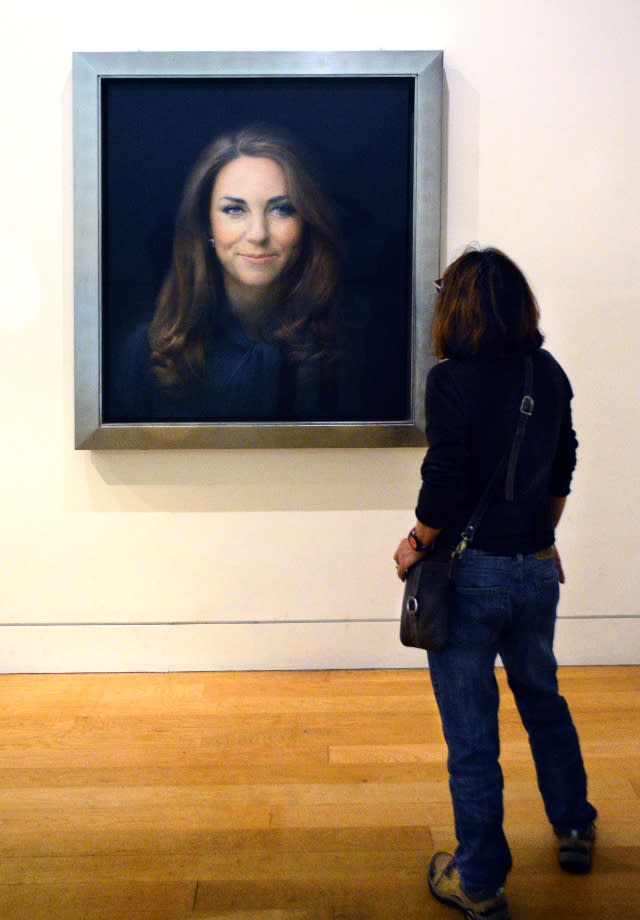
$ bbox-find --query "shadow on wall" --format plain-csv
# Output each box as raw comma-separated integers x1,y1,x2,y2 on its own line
79,448,426,512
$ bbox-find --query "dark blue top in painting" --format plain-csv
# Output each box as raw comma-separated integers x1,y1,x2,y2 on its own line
107,291,402,423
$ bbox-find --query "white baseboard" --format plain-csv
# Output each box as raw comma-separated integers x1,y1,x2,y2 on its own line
0,617,637,672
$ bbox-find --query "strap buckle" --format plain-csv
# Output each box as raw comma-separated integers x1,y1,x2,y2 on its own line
520,395,534,416
454,525,475,558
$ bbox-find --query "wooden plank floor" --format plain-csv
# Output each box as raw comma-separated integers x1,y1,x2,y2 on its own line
0,666,638,919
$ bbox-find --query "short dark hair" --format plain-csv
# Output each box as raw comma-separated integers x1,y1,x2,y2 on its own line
432,246,544,359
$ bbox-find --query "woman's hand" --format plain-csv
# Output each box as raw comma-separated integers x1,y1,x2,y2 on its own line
393,522,441,581
393,538,427,581
553,545,566,584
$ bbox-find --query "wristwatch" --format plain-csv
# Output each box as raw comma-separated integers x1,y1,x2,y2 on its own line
408,527,429,552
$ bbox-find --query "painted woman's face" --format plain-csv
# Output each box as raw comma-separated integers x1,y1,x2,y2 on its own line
209,155,304,296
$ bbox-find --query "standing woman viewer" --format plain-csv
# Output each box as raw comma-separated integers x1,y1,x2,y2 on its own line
394,247,596,920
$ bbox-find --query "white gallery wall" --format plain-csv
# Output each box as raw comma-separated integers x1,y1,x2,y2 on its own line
1,0,638,671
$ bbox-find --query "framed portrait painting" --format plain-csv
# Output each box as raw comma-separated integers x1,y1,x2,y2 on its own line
73,50,443,448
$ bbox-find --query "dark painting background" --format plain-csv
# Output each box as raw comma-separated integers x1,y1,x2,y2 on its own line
101,76,415,423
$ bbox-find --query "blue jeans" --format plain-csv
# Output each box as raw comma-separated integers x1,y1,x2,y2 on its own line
427,548,597,894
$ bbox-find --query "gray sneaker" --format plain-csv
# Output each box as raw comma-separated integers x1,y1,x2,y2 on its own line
557,823,596,874
428,852,510,919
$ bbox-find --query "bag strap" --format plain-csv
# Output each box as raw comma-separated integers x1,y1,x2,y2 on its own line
504,356,534,500
452,355,534,563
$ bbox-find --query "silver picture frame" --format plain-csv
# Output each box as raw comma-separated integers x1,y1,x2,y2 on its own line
73,50,443,449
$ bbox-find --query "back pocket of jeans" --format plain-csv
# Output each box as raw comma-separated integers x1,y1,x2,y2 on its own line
449,586,508,647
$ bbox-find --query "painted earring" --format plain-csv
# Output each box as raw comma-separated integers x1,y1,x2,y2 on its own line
208,237,215,249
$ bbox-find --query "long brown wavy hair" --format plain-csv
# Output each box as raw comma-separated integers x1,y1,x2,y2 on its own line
431,246,544,359
149,124,342,392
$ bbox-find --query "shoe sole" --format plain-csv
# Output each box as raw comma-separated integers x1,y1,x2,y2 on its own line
559,853,592,874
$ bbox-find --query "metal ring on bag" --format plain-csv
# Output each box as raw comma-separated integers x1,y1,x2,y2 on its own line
407,596,419,614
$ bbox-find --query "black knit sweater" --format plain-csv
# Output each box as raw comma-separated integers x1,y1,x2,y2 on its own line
415,349,577,555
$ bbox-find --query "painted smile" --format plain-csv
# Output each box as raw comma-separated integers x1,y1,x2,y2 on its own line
240,253,277,263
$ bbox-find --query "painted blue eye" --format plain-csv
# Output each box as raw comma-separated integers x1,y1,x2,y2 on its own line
271,203,296,216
